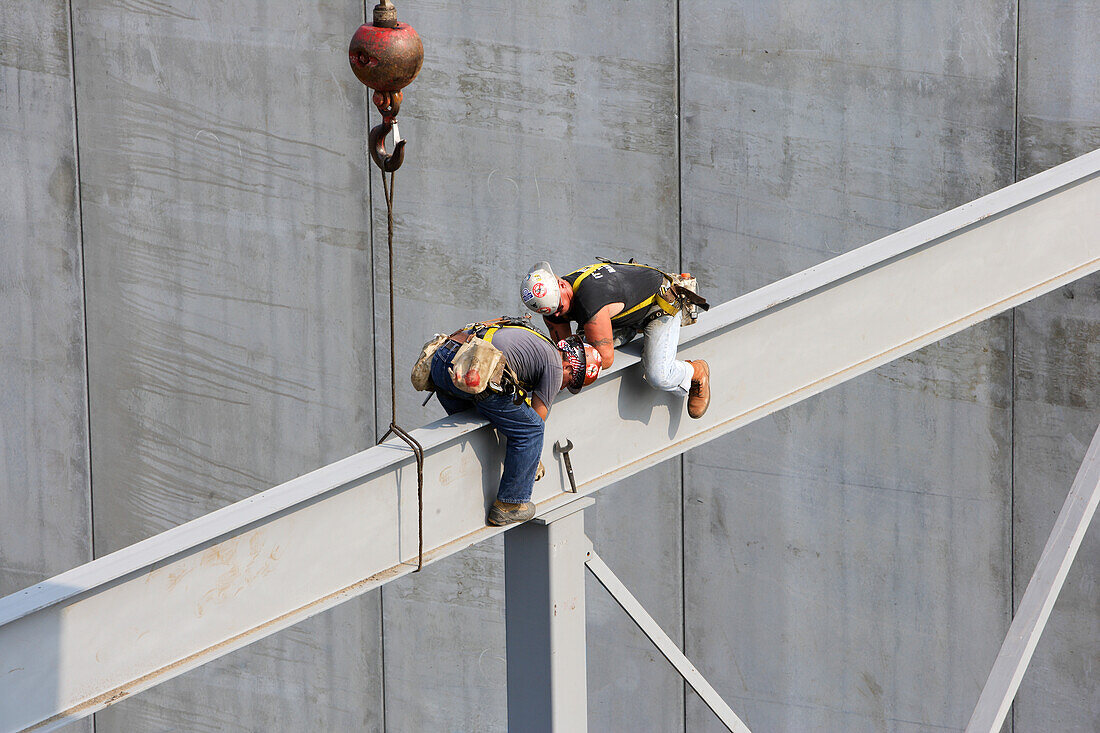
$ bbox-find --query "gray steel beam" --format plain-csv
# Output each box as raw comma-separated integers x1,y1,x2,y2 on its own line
965,422,1100,733
504,498,594,733
585,551,750,733
2,148,1100,732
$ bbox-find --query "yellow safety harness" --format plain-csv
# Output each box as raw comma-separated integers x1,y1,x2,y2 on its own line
463,319,559,406
477,323,557,347
565,260,681,325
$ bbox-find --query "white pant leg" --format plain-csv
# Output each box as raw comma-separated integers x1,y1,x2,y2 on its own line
640,314,694,395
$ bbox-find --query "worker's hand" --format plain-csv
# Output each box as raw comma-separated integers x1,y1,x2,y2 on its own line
531,395,549,420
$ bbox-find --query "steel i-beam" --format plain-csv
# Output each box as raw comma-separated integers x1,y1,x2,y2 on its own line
2,149,1100,731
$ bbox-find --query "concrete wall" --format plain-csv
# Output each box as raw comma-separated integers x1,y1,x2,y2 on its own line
1,0,90,600
73,1,386,729
1,1,1097,731
1013,4,1100,731
1,4,90,731
679,3,1018,731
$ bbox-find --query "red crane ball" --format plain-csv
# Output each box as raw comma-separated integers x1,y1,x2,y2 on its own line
348,22,423,95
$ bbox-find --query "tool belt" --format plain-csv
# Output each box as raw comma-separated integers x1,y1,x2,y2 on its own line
411,333,447,392
443,329,473,345
447,332,507,396
410,318,542,406
663,276,709,326
592,257,710,327
621,275,709,328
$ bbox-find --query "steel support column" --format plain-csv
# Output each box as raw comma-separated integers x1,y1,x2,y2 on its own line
504,498,594,733
965,423,1100,733
585,551,750,732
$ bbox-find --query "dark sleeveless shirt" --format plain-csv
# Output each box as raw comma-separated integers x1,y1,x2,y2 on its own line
546,263,666,330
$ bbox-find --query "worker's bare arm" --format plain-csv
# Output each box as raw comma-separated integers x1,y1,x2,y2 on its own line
583,308,616,367
544,318,573,343
531,395,549,421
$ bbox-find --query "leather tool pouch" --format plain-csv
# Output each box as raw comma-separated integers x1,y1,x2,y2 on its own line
671,276,709,326
411,333,447,391
448,336,507,395
657,284,682,315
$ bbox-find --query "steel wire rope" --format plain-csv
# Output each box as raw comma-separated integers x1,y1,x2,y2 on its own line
350,0,426,571
376,160,426,572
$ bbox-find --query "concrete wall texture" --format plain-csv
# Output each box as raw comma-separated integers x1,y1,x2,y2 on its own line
1,0,1096,731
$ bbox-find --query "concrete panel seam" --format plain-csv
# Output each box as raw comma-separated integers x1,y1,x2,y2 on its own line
64,0,93,567
65,1,95,731
1011,6,1020,729
676,2,688,731
1014,0,1021,184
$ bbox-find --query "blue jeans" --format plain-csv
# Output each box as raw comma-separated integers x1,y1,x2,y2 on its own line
430,340,544,504
640,314,694,395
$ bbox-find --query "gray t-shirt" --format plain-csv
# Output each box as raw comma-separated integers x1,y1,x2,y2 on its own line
490,327,563,410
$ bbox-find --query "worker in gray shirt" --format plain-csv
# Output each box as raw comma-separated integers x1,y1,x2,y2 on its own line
429,319,602,526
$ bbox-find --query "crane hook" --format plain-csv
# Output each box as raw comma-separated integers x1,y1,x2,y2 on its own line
368,90,405,172
369,119,406,172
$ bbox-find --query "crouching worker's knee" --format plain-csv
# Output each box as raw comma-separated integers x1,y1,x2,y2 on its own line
643,360,689,392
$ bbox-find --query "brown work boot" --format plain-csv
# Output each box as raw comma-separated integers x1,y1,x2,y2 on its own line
487,499,536,526
687,359,711,419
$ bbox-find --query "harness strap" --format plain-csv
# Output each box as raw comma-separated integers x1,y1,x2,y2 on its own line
612,294,660,322
565,263,605,289
568,259,677,323
591,257,709,319
461,319,557,407
479,323,556,347
479,328,526,405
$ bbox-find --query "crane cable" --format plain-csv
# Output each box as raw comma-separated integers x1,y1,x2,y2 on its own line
376,163,426,572
349,2,426,570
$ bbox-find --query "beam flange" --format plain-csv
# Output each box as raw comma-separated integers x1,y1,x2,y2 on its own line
3,149,1100,732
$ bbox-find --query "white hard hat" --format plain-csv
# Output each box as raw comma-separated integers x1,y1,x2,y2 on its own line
521,261,561,316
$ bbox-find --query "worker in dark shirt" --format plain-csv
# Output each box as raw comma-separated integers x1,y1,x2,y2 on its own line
520,260,711,418
430,320,601,525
